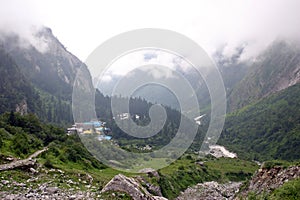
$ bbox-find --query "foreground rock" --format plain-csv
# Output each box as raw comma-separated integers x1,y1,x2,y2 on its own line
101,174,167,200
0,190,95,200
0,167,100,200
0,147,48,171
175,181,242,200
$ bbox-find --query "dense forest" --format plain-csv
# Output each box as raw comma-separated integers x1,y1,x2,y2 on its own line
220,83,300,161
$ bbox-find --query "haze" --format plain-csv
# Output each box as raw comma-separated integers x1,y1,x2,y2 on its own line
1,0,300,62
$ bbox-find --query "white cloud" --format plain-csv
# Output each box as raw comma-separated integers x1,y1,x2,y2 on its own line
1,0,300,62
0,0,49,53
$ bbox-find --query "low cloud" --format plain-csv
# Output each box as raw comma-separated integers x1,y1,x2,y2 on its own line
0,0,48,53
2,0,300,63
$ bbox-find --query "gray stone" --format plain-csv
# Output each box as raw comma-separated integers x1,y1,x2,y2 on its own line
101,174,167,200
45,186,59,194
1,180,9,185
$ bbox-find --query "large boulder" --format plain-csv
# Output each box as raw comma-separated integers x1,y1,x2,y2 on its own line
101,174,167,200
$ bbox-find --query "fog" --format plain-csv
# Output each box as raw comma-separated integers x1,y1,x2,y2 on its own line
1,0,300,61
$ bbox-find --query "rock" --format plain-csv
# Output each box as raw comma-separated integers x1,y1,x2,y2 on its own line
29,167,38,174
0,187,97,200
67,179,75,185
101,174,167,200
5,157,15,162
0,147,48,171
16,99,28,115
39,184,47,191
26,193,35,198
1,180,9,185
239,165,300,198
87,173,93,184
14,182,26,187
135,176,163,197
69,195,77,200
176,181,242,200
138,168,160,178
45,186,59,194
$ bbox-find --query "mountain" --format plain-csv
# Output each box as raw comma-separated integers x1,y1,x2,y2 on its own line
212,45,250,92
218,40,300,161
220,83,300,161
228,40,300,111
0,27,188,151
0,25,300,199
0,27,87,124
97,48,250,112
1,27,82,100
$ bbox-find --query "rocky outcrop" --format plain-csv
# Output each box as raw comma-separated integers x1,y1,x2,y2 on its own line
101,174,167,200
0,147,48,171
15,99,28,115
238,165,300,198
138,168,160,178
175,181,242,200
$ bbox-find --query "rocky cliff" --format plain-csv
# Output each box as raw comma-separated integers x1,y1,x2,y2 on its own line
165,165,299,200
228,40,300,111
238,165,300,198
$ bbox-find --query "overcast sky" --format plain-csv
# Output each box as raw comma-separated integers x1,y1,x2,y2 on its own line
1,0,300,62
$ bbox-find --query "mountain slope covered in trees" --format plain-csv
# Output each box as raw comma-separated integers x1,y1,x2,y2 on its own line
0,46,41,115
220,83,300,161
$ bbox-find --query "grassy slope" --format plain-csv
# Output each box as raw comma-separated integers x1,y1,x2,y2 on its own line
0,112,259,200
219,83,300,161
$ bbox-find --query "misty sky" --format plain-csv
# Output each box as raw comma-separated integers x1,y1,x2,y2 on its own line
1,0,300,62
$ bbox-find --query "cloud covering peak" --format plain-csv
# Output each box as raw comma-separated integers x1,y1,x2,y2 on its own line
1,0,300,61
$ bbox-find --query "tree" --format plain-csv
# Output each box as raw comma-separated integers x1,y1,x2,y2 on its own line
8,111,16,126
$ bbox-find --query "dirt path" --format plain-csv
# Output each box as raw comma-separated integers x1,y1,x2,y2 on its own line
0,147,48,171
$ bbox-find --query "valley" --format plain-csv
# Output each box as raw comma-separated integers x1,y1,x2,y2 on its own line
0,13,300,200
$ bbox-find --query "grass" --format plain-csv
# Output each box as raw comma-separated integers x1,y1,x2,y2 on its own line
129,157,169,172
0,152,259,199
205,157,258,182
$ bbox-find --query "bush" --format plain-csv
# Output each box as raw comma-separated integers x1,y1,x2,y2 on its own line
270,178,300,199
44,159,54,168
261,160,290,169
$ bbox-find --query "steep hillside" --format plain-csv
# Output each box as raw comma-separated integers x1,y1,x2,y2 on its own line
228,40,300,111
0,46,41,115
220,83,300,161
1,27,82,100
238,164,300,199
0,27,87,124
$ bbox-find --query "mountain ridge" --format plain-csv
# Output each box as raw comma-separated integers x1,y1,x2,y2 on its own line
228,40,300,111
